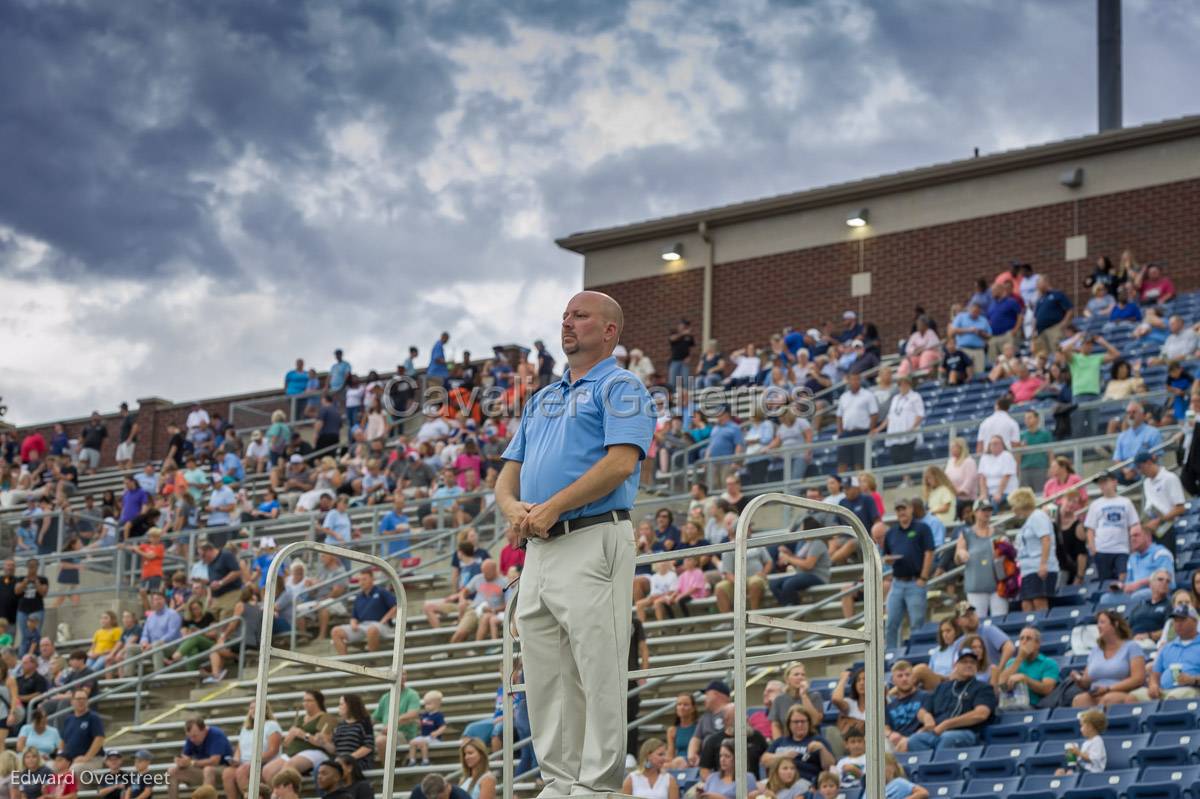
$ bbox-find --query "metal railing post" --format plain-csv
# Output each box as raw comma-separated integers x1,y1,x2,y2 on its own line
248,542,407,799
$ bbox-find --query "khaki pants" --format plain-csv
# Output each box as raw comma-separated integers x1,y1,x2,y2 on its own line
1130,685,1200,702
987,329,1018,362
962,347,986,375
211,588,241,619
516,518,635,796
168,765,219,799
1035,321,1067,355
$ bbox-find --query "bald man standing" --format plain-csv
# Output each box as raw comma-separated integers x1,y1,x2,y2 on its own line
497,291,655,795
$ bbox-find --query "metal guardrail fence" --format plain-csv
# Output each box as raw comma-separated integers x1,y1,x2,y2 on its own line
248,541,409,799
499,494,886,799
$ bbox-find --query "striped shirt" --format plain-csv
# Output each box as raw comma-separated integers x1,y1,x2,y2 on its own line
333,719,374,764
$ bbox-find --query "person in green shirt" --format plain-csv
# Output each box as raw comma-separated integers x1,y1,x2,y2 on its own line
1020,410,1053,495
1069,334,1120,438
372,670,423,756
996,627,1061,707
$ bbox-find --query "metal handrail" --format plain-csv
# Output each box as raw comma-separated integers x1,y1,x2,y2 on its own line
499,507,885,799
248,542,408,799
30,615,245,724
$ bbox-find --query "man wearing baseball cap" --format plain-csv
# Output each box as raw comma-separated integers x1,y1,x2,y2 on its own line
1139,451,1186,554
686,681,732,766
1132,604,1200,701
906,648,997,751
882,498,934,650
1084,471,1138,583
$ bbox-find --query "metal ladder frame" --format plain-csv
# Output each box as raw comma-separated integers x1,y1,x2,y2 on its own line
500,493,885,799
247,541,409,799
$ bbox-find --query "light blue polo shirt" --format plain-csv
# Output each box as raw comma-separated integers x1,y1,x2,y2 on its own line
428,340,448,377
1127,543,1176,588
329,360,351,391
1114,423,1164,462
951,311,991,350
502,356,654,521
707,421,745,459
1156,635,1200,689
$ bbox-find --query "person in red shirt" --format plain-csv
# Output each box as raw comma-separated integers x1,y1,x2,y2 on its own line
123,527,166,593
47,751,79,799
19,431,47,466
497,526,525,575
1138,264,1176,304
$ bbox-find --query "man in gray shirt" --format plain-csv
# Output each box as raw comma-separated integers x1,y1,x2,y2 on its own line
714,520,772,613
771,517,832,605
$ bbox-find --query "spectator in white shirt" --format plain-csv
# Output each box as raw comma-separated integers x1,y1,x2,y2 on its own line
773,410,813,480
1138,452,1186,555
875,375,924,464
1154,315,1200,364
977,435,1018,511
244,431,270,475
976,393,1021,454
1085,471,1138,583
635,560,679,623
724,344,762,388
836,372,878,473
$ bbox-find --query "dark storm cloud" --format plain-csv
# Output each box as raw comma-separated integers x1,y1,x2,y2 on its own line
0,0,455,279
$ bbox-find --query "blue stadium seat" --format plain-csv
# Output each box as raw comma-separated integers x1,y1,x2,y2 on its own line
923,782,963,798
1104,733,1153,770
1040,708,1087,741
1042,605,1094,630
1051,583,1091,607
895,750,933,771
1017,773,1079,799
1060,769,1141,799
1152,731,1200,760
972,743,1039,778
1126,765,1200,799
1025,740,1073,776
908,620,941,647
1039,632,1072,657
672,769,700,792
915,746,983,782
834,789,860,799
1107,702,1159,734
995,611,1046,635
986,709,1052,744
960,777,1022,799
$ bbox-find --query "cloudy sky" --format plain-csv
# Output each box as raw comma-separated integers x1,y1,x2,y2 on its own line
1,0,1198,425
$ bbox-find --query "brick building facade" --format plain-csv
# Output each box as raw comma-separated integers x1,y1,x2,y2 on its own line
560,116,1200,376
596,177,1200,371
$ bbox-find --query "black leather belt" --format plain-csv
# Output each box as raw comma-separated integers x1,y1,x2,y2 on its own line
546,509,630,539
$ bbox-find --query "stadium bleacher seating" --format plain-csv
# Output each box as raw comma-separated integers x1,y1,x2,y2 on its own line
5,278,1200,799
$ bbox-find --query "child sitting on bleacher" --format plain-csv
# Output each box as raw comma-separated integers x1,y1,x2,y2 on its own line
809,771,839,799
407,690,446,768
882,754,927,799
761,756,806,799
832,730,865,788
636,560,678,623
1055,708,1107,776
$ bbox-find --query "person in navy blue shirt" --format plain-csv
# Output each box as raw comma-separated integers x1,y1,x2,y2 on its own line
168,717,233,799
986,282,1024,362
61,689,106,774
331,570,396,655
496,291,655,795
1034,275,1074,352
883,499,935,650
654,508,681,551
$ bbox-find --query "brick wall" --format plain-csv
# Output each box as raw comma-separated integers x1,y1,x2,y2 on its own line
593,177,1200,369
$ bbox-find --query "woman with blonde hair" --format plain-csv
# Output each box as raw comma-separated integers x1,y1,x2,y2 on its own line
621,737,678,799
1010,488,1057,611
760,757,805,799
858,473,884,518
944,437,977,518
457,737,497,799
921,466,957,527
223,699,283,799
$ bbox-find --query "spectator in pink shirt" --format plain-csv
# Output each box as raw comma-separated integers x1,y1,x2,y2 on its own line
749,681,783,739
1009,361,1045,403
1043,456,1089,509
669,557,710,618
897,316,941,377
945,437,978,516
452,440,483,490
1138,264,1176,305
